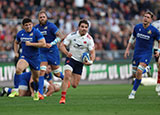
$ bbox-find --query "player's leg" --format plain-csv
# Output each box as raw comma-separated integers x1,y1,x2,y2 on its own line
39,61,48,95
43,80,53,97
71,73,81,88
9,59,29,97
59,69,72,104
129,62,146,99
14,59,29,88
31,69,40,100
51,65,64,80
156,57,160,95
0,87,12,96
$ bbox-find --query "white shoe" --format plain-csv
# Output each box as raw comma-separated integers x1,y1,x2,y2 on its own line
128,93,135,99
158,92,160,96
155,84,160,92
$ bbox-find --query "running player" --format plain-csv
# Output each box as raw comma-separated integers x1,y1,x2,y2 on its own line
59,20,95,104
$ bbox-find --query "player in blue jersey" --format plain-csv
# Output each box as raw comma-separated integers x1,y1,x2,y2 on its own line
34,10,65,96
124,11,160,99
13,18,46,100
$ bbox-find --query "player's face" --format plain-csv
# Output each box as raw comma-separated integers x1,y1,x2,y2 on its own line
46,65,52,74
143,13,152,26
78,23,88,36
23,22,33,32
38,13,47,25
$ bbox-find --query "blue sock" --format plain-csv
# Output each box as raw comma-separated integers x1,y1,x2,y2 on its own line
133,78,142,91
33,82,39,92
8,88,12,94
14,74,21,88
143,69,146,74
38,76,44,95
59,72,64,80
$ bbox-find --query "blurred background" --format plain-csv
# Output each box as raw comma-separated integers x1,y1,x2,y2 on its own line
0,0,159,85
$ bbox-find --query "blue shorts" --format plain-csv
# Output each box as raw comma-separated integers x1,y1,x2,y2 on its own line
65,57,83,75
19,72,31,86
20,55,41,70
40,49,60,65
132,54,152,67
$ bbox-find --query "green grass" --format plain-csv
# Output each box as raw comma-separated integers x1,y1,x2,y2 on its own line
0,84,160,115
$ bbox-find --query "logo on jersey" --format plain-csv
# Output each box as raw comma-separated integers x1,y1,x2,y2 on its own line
147,30,152,34
132,60,136,64
137,33,150,40
29,32,33,36
83,41,87,44
41,31,47,35
44,26,48,29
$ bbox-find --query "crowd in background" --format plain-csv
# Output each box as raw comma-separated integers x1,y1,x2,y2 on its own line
0,0,160,61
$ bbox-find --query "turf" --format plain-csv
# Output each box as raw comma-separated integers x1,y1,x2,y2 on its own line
0,84,160,115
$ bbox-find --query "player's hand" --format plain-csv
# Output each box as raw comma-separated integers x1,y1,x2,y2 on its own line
15,52,19,58
66,52,72,58
46,43,52,48
83,60,93,66
124,50,129,59
155,51,159,57
25,41,31,46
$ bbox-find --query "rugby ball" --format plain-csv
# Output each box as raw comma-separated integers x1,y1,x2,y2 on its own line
82,52,90,62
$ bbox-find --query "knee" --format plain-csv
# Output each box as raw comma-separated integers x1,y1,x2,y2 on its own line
53,72,60,77
16,67,23,74
71,83,78,88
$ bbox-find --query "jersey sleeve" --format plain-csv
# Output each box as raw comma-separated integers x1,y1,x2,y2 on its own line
35,29,44,41
16,32,21,42
50,23,59,34
63,34,72,46
88,37,95,51
132,25,137,38
47,73,53,81
155,28,160,41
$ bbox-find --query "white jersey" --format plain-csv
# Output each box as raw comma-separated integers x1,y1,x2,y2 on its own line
152,20,160,49
63,31,94,62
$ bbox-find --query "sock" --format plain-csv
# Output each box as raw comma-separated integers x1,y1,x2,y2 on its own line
59,72,64,80
14,74,21,88
33,82,39,92
157,71,160,84
132,78,142,91
38,76,44,95
143,69,146,74
61,91,66,99
4,87,12,94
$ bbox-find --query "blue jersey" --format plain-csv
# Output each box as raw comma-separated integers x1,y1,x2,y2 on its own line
133,23,160,56
35,21,59,52
44,73,53,81
16,28,44,59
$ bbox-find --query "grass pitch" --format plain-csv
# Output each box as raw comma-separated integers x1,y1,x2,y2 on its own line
0,84,160,115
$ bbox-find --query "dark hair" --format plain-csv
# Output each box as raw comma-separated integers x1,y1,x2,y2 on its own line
38,10,48,17
145,10,154,19
78,20,89,27
22,18,32,25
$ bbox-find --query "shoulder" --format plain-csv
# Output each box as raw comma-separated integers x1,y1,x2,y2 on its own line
34,24,39,28
86,33,93,40
17,30,24,36
134,23,142,28
48,21,57,27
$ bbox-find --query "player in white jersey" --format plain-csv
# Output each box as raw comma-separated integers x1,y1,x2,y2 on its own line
151,20,160,95
59,20,95,104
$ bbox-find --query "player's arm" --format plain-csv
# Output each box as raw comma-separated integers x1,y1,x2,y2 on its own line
25,38,46,48
49,30,65,46
60,42,72,58
124,34,136,59
14,39,20,58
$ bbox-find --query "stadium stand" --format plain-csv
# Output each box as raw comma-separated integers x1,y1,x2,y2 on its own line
0,0,159,61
